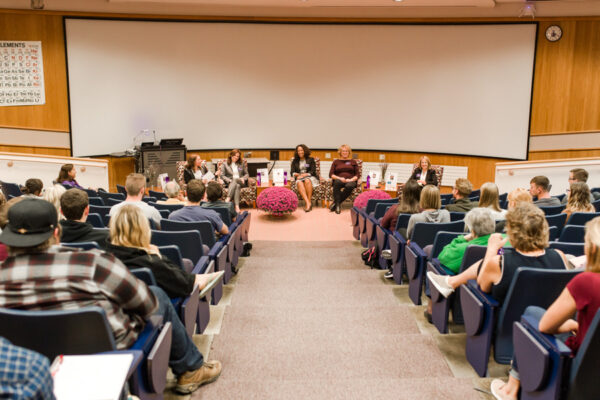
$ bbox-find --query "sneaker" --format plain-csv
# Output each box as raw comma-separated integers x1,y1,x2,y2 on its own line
384,270,394,279
426,271,454,298
175,360,222,394
423,309,433,324
381,250,392,260
490,379,516,400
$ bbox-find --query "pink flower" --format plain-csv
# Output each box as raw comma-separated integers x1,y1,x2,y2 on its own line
353,190,391,209
257,187,298,216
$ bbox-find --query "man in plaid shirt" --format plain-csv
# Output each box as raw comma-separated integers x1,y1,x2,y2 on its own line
0,199,222,394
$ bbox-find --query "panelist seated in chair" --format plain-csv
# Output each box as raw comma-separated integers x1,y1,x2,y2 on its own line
59,188,109,247
409,156,438,187
183,155,220,185
427,202,569,305
169,180,229,236
105,204,223,298
291,144,320,213
157,181,186,205
490,216,600,400
220,149,249,214
202,181,237,223
0,199,222,395
329,144,359,215
109,173,162,229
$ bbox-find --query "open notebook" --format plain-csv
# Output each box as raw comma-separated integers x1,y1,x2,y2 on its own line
52,353,134,400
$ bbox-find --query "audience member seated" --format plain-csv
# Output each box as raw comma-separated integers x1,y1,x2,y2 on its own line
477,182,507,221
56,163,85,189
562,168,596,204
105,204,223,298
406,185,450,239
409,156,438,187
529,175,560,207
202,181,237,222
424,208,510,317
427,202,569,305
59,188,109,246
562,181,595,220
157,181,186,205
0,336,54,399
184,155,218,185
109,173,161,229
21,178,43,198
329,144,359,214
41,184,66,218
169,180,228,236
0,199,222,394
220,149,249,214
291,144,320,212
445,178,476,212
0,196,22,262
490,216,600,400
381,179,421,233
495,188,532,233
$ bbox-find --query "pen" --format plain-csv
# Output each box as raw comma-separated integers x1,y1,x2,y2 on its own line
50,354,63,377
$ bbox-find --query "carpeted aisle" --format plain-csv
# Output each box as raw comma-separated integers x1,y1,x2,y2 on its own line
195,241,483,399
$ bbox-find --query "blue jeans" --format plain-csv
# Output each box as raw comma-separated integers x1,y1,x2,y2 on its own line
150,286,204,376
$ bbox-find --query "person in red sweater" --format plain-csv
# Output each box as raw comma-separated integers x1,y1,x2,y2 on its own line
328,144,359,214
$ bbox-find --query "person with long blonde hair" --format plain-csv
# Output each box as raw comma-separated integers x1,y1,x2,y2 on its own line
478,182,507,221
328,144,359,214
106,204,223,298
490,216,600,400
562,181,595,220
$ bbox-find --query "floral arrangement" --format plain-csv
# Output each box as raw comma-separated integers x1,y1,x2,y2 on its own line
353,189,391,209
256,187,298,216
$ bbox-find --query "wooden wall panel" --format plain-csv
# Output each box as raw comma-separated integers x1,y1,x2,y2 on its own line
528,148,600,161
0,145,69,156
531,21,600,135
0,13,70,133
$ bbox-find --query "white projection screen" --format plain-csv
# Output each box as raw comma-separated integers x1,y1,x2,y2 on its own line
65,19,537,159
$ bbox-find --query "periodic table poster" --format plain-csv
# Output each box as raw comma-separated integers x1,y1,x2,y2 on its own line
0,41,45,106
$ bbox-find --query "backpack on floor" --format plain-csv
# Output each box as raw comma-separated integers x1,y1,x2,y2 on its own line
361,246,378,269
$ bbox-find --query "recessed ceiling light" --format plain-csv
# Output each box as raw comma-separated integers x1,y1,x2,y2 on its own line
394,0,404,2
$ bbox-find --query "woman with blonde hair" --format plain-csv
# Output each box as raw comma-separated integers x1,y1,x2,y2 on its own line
478,182,507,221
328,144,359,214
409,156,438,187
562,181,595,220
490,216,600,400
405,184,450,239
105,204,223,298
42,184,66,219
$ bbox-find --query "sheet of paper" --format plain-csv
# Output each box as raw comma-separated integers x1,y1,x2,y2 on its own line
272,168,284,186
52,353,133,400
202,171,215,181
368,169,381,186
385,172,397,192
257,168,269,187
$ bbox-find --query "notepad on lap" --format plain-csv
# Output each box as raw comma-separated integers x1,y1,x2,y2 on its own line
52,353,134,400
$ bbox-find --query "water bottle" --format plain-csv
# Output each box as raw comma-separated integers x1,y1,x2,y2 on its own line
283,171,288,185
257,173,261,187
366,175,370,189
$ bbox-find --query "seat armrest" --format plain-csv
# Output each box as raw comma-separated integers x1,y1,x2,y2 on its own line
521,315,572,354
466,279,500,308
191,256,210,274
208,242,224,259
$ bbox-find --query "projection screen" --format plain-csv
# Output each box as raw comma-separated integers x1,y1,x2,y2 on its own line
65,19,536,159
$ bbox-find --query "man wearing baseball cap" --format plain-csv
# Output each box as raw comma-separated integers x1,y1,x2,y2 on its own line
0,198,222,394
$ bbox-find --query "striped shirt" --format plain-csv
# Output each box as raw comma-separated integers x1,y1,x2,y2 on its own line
0,247,157,349
0,337,55,399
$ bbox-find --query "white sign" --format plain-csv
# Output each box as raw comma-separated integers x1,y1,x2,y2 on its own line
158,173,168,190
385,172,398,192
0,41,45,106
272,168,285,187
257,168,269,187
368,169,381,186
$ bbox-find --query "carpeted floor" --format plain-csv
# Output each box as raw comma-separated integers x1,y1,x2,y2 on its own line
183,241,495,399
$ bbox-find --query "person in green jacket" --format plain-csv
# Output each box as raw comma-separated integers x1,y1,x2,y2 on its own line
424,207,509,321
438,207,510,274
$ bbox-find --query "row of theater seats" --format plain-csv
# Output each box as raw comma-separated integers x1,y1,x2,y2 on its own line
350,196,600,400
0,184,251,400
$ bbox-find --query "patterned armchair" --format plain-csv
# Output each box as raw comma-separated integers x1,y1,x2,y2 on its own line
289,157,327,206
176,160,231,201
324,159,363,206
397,163,444,197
